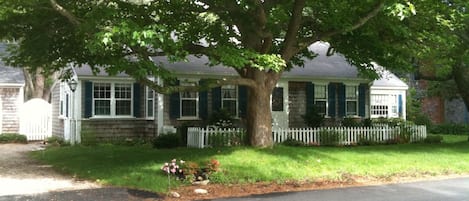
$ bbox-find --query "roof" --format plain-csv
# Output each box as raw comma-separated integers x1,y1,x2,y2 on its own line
0,44,25,86
74,42,407,88
371,69,408,90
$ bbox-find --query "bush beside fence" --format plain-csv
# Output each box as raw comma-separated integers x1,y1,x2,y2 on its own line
187,125,427,148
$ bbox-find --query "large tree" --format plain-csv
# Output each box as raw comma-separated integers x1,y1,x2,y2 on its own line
0,0,456,147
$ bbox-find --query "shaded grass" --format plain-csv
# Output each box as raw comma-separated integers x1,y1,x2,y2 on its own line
31,135,469,193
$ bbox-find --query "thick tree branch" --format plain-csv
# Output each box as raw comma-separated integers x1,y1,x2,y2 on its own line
137,76,258,95
281,0,306,61
319,1,384,40
49,0,81,26
299,1,385,49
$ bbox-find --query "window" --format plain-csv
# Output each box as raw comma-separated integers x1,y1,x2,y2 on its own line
180,81,198,117
221,85,238,116
314,84,327,115
346,85,358,116
146,87,154,118
371,94,398,118
272,87,284,111
93,82,132,116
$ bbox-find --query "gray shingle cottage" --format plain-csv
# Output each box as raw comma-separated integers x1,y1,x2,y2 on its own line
51,42,408,142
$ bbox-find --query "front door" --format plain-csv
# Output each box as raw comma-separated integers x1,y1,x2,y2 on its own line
271,82,289,129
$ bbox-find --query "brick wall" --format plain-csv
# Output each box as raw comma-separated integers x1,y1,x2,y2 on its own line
0,87,21,133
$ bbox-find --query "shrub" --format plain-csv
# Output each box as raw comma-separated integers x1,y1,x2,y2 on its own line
358,135,377,146
302,105,325,128
342,117,361,127
0,133,27,144
281,138,305,146
45,136,68,146
423,135,443,144
152,133,181,149
209,131,247,147
429,123,469,135
319,130,344,146
208,109,235,128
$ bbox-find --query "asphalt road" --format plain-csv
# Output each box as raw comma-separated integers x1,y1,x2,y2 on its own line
213,177,469,201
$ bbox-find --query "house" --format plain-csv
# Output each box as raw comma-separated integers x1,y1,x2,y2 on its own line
0,64,25,134
51,42,408,142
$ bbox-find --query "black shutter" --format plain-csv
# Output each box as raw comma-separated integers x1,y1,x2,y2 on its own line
238,86,248,118
133,83,141,118
328,84,336,117
212,87,222,112
306,82,315,113
199,80,208,119
169,80,180,119
84,81,93,118
398,94,403,116
338,84,346,117
359,84,367,117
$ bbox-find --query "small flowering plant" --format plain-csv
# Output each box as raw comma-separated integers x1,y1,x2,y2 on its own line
161,159,186,180
160,158,221,181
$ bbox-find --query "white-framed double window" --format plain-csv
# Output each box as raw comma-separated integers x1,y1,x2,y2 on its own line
314,84,328,116
93,82,133,117
370,94,398,118
221,85,238,116
346,85,358,116
146,87,154,118
180,81,198,118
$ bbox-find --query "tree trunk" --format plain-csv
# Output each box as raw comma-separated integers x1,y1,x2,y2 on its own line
243,69,279,148
246,85,274,147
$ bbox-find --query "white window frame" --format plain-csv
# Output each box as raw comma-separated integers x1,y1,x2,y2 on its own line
179,80,199,119
59,83,70,119
92,82,133,117
345,85,359,116
370,94,399,118
314,84,328,116
221,85,238,117
146,87,155,119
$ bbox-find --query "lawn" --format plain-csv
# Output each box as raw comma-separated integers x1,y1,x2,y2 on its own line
31,135,469,193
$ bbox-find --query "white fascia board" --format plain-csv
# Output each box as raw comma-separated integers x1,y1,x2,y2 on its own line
78,76,136,82
0,83,25,87
370,85,409,90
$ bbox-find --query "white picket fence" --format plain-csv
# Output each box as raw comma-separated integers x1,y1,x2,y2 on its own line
19,98,52,141
187,125,427,148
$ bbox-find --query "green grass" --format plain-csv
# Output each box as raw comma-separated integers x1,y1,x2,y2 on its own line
31,135,469,193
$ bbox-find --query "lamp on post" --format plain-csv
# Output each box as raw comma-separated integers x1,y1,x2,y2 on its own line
67,78,78,144
67,78,78,92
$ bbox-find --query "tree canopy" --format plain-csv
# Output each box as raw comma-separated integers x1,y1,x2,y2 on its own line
0,0,464,146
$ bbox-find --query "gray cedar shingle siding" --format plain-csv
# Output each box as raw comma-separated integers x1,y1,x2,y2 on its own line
0,88,21,133
81,119,156,141
51,84,64,138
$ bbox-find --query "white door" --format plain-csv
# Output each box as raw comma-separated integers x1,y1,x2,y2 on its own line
271,82,289,129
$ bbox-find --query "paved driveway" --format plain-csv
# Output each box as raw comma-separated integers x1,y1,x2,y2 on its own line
214,177,469,201
0,143,162,201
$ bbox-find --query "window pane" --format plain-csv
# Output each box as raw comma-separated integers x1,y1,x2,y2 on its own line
94,83,111,98
272,87,283,111
222,100,237,116
314,85,326,99
115,84,132,99
181,100,197,117
315,101,327,115
147,100,154,117
222,85,236,99
346,86,357,99
181,91,197,98
95,100,110,115
116,100,131,115
347,101,357,116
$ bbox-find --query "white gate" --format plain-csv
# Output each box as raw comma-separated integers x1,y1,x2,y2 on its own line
19,98,52,141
